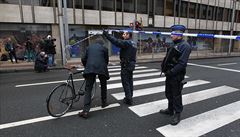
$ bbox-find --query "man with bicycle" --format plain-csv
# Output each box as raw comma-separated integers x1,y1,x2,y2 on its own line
79,37,110,119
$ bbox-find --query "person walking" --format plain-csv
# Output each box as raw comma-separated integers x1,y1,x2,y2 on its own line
159,25,192,125
103,30,137,105
78,37,110,119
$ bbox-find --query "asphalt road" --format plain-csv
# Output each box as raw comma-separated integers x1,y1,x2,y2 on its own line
0,57,240,137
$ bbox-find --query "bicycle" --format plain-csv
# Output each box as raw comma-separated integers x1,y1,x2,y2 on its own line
46,67,97,117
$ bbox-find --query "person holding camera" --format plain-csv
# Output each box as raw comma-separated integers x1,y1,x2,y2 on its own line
103,30,137,105
159,25,192,125
44,35,56,67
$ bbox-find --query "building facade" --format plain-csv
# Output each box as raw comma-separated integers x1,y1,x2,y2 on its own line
0,0,239,63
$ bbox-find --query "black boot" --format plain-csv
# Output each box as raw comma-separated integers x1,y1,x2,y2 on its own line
123,97,133,105
101,99,108,108
171,113,181,125
159,109,174,116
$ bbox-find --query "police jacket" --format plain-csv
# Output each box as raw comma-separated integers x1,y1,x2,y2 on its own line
170,39,192,75
81,43,110,80
103,32,137,70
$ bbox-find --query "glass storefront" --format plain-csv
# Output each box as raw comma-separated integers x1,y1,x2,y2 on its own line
0,24,51,61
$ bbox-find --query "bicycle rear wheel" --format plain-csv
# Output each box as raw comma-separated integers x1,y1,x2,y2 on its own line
46,83,74,117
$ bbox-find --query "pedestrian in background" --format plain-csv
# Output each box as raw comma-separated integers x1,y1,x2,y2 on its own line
4,37,17,63
103,30,137,105
78,36,110,119
25,38,34,62
159,25,192,125
44,35,56,67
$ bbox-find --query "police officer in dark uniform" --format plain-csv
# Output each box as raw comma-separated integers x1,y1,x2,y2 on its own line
78,37,110,119
103,30,137,105
159,25,192,125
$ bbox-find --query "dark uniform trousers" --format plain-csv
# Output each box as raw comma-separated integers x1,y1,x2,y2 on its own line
165,73,185,113
83,74,107,112
121,66,133,100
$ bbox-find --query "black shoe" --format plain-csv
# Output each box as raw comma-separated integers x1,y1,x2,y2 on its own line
78,111,89,119
123,98,133,105
101,100,109,108
171,113,181,125
159,109,174,116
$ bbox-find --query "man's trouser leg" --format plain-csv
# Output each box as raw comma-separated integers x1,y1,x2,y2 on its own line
98,75,107,101
165,77,173,113
121,68,132,99
83,74,96,112
171,75,184,113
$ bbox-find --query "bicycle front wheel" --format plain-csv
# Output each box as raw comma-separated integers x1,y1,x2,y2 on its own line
46,83,74,117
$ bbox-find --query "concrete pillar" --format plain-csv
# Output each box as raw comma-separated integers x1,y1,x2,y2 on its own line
51,24,62,65
214,31,222,52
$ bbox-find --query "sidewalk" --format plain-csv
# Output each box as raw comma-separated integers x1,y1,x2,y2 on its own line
1,52,240,73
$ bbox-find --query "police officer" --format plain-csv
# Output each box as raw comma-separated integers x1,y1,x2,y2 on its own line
159,25,192,125
103,30,137,105
78,37,110,119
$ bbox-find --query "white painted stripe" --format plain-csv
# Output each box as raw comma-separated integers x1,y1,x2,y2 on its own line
0,103,120,130
188,63,240,73
76,64,140,71
109,69,159,76
217,62,237,66
107,76,189,90
157,101,240,137
15,78,84,88
129,86,239,117
97,72,161,82
112,80,210,100
108,66,147,71
15,70,160,88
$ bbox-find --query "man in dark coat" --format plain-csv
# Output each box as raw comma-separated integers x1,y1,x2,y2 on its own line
103,30,137,105
159,25,192,125
78,37,109,119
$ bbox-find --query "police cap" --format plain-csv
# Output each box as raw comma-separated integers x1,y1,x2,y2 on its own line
170,25,186,33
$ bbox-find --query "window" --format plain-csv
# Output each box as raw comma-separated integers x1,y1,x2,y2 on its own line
102,0,114,11
21,0,31,5
223,8,229,21
180,1,188,18
228,9,232,22
0,0,19,4
137,0,147,14
216,7,223,21
75,0,82,9
189,3,196,18
199,4,207,19
116,0,122,12
84,0,99,10
165,0,174,16
207,6,214,20
124,0,134,13
67,0,73,8
31,0,56,6
174,0,179,17
155,0,164,15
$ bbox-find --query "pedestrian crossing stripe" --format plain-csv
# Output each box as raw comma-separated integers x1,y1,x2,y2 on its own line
129,86,239,117
111,80,210,100
109,69,159,76
97,72,161,82
156,101,240,137
77,66,147,72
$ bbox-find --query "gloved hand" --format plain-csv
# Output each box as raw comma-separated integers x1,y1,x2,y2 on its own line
164,70,173,77
102,30,108,36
